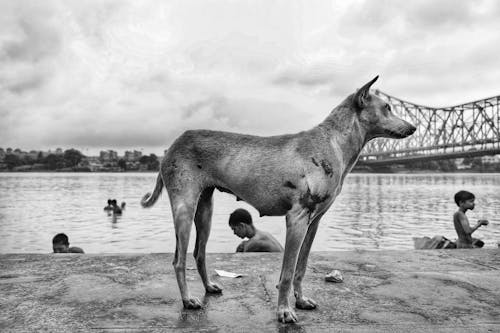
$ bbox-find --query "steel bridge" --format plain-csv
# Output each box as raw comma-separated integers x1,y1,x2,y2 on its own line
357,90,500,167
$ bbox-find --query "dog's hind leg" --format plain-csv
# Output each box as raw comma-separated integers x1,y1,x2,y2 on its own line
277,208,311,323
293,213,324,310
170,189,202,309
193,187,222,294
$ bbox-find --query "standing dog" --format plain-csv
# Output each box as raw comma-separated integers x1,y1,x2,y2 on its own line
141,76,416,323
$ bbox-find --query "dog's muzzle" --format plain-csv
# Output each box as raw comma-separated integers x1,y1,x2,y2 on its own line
384,124,416,139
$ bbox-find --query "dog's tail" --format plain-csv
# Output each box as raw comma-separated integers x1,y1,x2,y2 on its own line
141,173,164,208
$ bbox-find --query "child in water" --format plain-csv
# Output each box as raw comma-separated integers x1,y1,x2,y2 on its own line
453,190,489,248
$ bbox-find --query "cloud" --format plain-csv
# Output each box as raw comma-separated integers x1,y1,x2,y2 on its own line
339,0,494,32
270,0,500,106
271,57,382,99
1,0,499,154
6,75,44,94
0,3,63,99
2,19,61,62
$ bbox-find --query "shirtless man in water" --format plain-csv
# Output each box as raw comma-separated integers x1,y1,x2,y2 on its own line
229,208,283,252
453,190,489,248
52,233,84,253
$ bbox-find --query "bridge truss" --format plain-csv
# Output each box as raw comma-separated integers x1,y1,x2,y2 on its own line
358,90,500,166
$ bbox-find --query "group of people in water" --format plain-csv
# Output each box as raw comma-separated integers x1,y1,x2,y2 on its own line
52,189,494,254
104,199,126,215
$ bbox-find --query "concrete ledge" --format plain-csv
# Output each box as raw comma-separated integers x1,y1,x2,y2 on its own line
1,250,499,332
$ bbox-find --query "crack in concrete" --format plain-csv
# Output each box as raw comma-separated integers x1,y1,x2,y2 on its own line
258,275,272,304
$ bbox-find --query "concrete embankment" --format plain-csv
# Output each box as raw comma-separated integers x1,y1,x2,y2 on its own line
1,250,499,332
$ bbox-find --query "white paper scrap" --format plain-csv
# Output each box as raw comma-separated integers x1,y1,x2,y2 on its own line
215,269,243,278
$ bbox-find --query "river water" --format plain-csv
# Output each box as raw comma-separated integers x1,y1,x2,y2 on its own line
0,172,499,253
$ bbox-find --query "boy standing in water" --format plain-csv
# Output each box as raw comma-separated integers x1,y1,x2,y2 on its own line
453,190,489,248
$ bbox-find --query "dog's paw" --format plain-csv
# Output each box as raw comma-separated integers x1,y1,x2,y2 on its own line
182,297,202,309
277,306,298,323
205,282,222,294
295,296,317,310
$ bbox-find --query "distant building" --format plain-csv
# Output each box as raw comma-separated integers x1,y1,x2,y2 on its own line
124,150,142,162
55,148,63,155
482,154,500,164
79,156,104,172
125,161,141,170
100,150,118,162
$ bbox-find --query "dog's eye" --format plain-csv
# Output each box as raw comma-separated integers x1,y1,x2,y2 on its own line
384,103,391,112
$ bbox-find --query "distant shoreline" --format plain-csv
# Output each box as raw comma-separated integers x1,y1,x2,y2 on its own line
1,169,499,174
0,170,156,173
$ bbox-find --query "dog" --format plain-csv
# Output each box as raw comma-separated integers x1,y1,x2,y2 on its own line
141,76,416,323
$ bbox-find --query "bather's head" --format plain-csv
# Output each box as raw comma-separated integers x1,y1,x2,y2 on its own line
52,233,70,253
229,208,254,239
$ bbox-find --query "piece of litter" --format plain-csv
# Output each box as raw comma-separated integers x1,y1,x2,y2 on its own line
111,266,129,271
325,270,343,283
215,269,243,278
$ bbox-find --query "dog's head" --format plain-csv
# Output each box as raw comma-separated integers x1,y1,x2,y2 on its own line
353,76,416,141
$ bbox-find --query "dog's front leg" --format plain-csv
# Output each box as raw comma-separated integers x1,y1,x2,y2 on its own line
294,213,323,310
277,209,310,323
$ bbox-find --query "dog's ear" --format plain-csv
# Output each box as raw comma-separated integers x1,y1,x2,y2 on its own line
354,75,379,109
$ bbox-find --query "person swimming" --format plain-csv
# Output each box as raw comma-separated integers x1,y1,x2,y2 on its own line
52,233,84,253
111,199,126,215
103,199,113,211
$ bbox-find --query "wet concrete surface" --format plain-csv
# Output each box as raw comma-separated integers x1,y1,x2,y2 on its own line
1,250,499,332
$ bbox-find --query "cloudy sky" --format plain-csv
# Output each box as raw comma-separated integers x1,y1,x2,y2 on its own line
1,0,500,155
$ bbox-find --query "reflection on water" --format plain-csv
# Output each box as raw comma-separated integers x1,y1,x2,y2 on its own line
0,173,499,253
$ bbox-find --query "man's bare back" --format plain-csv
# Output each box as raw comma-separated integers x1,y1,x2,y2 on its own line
229,208,283,253
237,229,283,252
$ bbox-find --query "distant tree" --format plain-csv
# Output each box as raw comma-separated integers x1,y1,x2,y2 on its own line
462,156,474,165
147,154,159,170
63,149,85,168
139,154,159,170
437,159,457,172
470,157,483,171
37,152,44,163
488,162,500,172
45,154,65,170
22,155,35,165
412,160,440,170
118,159,127,171
139,155,151,164
4,154,22,170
